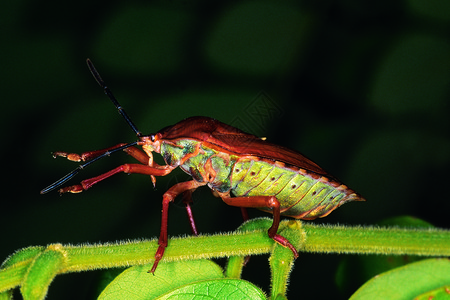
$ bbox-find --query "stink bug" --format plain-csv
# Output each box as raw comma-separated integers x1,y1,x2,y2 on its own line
41,59,365,273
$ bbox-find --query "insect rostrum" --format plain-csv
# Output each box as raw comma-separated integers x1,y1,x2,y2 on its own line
41,59,365,273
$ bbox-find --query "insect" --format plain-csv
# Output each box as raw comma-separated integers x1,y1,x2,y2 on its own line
41,59,365,273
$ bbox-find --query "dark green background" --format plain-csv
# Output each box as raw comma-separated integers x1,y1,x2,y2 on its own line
2,1,449,299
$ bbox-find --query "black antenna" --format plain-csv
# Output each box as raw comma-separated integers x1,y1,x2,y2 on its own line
40,142,138,194
86,59,143,137
41,59,144,194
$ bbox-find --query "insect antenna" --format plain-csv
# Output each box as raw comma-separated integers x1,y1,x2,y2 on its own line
40,141,139,194
41,60,145,194
86,59,143,138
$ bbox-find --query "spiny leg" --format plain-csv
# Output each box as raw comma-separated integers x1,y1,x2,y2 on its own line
219,195,299,258
150,180,205,274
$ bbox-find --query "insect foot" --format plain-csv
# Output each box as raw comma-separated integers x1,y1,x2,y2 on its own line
52,151,84,162
271,234,299,258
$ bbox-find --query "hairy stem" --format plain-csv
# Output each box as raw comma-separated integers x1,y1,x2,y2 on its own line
1,219,449,296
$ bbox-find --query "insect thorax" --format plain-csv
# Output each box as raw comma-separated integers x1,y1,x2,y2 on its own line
160,140,238,193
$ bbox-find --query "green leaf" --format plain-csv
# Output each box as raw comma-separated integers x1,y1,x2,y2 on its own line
350,258,450,300
98,260,225,299
156,278,266,300
414,285,450,300
92,268,127,299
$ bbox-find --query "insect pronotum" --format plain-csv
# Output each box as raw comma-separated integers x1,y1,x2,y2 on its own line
41,59,365,273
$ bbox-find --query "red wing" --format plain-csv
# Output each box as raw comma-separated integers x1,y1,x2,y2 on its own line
210,134,329,175
159,116,329,176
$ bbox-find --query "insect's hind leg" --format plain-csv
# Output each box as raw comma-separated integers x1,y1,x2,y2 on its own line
219,195,299,258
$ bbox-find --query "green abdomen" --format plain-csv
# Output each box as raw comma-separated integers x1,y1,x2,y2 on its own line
230,158,355,219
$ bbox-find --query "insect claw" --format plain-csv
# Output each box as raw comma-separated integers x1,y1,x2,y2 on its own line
272,234,299,258
51,152,62,159
148,246,165,273
243,255,251,266
52,151,82,162
67,154,82,162
59,185,84,194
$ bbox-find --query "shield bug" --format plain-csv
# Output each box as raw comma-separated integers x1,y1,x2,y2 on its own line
41,59,365,273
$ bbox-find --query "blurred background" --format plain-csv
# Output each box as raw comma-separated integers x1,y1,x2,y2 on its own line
1,0,449,299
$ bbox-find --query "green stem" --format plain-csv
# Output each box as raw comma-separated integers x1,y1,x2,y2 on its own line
302,224,450,256
270,220,305,300
1,219,449,296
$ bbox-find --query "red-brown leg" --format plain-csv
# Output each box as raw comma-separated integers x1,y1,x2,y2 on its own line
59,164,174,193
150,180,205,274
239,207,251,265
219,195,299,258
53,143,150,163
54,145,162,188
241,207,249,222
181,189,199,236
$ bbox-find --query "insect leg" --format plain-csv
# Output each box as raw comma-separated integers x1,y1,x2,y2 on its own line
59,164,174,193
181,189,199,236
150,180,205,274
53,145,161,188
240,207,249,222
219,195,299,258
239,207,252,266
53,143,150,164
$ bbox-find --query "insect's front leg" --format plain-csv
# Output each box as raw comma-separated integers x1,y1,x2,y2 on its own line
53,143,150,164
150,180,206,274
219,194,299,258
60,164,174,193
